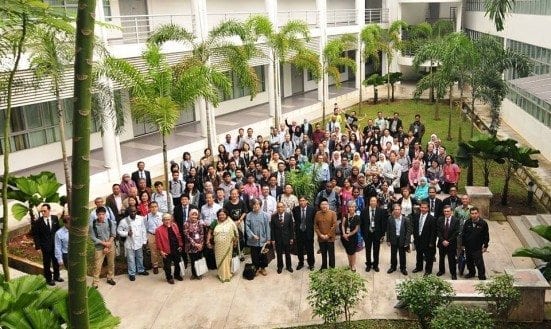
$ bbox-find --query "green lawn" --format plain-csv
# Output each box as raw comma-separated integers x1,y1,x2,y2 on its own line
344,99,545,216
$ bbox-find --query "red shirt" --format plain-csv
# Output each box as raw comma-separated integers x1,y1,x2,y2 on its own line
155,223,183,255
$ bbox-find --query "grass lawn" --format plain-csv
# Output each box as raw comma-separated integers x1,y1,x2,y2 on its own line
344,99,546,216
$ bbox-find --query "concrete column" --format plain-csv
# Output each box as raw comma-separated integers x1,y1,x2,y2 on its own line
455,2,462,32
316,0,327,103
355,0,365,27
265,0,279,122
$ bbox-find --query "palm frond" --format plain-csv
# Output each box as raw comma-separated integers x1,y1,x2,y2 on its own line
147,23,195,46
292,49,321,81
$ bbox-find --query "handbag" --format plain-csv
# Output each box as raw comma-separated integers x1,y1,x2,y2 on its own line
231,256,241,273
242,263,256,280
178,259,186,276
194,257,208,276
259,242,275,267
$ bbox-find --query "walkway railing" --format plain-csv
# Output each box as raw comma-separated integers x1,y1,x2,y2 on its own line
105,14,195,45
365,8,389,24
326,9,357,27
277,10,319,27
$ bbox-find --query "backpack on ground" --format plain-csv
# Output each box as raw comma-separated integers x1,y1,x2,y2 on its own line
242,263,256,280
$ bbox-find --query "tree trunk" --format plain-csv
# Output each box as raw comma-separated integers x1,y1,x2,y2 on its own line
501,163,512,206
205,100,213,150
374,87,378,104
1,14,28,282
358,56,363,113
446,85,453,141
434,97,440,121
467,157,474,186
273,56,281,128
391,84,395,102
69,0,96,327
483,160,490,187
429,62,435,103
322,71,327,126
161,134,172,211
386,62,391,105
470,90,476,138
55,86,71,214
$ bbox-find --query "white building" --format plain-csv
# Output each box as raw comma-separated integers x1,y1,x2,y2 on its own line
463,0,551,160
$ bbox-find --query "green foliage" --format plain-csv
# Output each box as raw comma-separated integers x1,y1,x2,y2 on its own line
513,225,551,280
287,162,318,204
395,275,455,329
323,34,357,88
363,73,385,104
485,0,514,32
476,274,521,319
6,171,61,220
308,267,367,324
431,304,494,329
0,274,120,329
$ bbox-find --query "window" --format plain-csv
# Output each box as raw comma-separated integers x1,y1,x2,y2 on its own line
466,0,551,15
45,0,78,17
220,65,267,101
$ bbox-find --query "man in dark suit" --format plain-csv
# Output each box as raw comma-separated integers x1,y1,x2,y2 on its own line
412,201,437,275
32,204,63,285
173,194,198,267
105,183,127,223
131,161,152,188
300,118,314,139
424,186,443,218
387,112,403,137
292,196,315,271
437,205,460,279
360,196,386,272
442,187,460,212
271,202,295,273
386,203,412,275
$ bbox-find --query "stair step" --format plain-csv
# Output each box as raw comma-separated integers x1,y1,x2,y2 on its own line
523,215,549,248
536,214,551,227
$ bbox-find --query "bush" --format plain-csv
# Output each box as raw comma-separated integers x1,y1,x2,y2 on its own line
287,162,319,203
308,267,367,325
395,274,455,329
475,273,520,320
431,304,494,329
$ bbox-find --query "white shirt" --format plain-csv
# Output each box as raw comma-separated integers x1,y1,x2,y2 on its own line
201,203,222,226
117,215,147,250
419,213,426,235
261,195,277,215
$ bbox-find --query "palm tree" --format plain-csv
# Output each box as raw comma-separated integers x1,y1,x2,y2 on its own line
413,69,448,120
360,25,381,111
0,0,71,282
147,20,260,149
99,43,229,209
69,0,96,327
360,21,407,105
245,15,321,127
485,0,515,31
28,28,74,210
321,34,356,124
363,73,384,104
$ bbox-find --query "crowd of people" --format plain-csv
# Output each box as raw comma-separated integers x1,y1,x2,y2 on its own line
33,103,490,288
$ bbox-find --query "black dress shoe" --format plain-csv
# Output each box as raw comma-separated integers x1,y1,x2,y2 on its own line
129,275,136,281
387,268,396,274
412,268,422,273
277,268,282,274
401,269,408,275
424,272,431,277
365,266,371,272
167,279,175,284
174,275,184,281
464,273,476,279
153,267,159,274
451,275,457,280
138,271,149,276
106,279,116,286
47,280,56,286
309,266,315,271
436,271,445,276
286,267,293,273
479,276,487,280
373,267,380,272
55,278,64,282
296,264,304,270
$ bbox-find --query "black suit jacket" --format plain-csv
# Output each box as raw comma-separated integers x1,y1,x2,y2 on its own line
292,205,315,240
301,123,314,138
32,215,61,252
106,193,127,222
412,212,437,250
131,170,152,188
386,216,412,247
359,206,386,238
270,212,294,247
423,197,444,218
173,204,198,235
436,215,460,248
442,196,460,210
388,118,403,134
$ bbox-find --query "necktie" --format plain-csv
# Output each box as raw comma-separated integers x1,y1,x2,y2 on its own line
184,206,188,221
263,198,268,212
46,218,50,231
300,209,306,231
370,209,375,230
430,199,435,213
280,215,284,223
279,174,284,187
419,215,425,235
140,171,144,179
445,218,450,239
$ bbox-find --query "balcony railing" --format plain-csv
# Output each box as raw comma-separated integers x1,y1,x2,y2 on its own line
277,10,319,27
326,9,357,27
104,14,195,45
365,8,389,24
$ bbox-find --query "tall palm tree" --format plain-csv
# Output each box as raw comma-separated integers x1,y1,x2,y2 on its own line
360,21,407,105
321,34,356,124
485,0,515,31
69,0,96,327
99,43,229,207
147,21,260,149
0,0,72,282
245,15,321,127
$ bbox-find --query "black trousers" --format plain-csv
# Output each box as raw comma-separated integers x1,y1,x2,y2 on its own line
275,243,292,270
319,241,335,269
296,231,314,267
250,246,263,269
203,247,217,270
62,253,68,268
41,248,60,281
415,246,435,274
466,248,486,279
189,252,202,277
438,245,457,276
390,243,407,271
363,232,381,268
162,252,182,280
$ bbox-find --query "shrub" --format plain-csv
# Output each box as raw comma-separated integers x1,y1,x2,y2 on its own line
395,274,455,329
475,273,521,320
308,267,367,325
287,162,318,203
431,304,494,329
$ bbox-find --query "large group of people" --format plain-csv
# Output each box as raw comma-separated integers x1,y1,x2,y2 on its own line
34,103,490,288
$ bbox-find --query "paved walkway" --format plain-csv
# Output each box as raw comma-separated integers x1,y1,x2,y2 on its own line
54,220,531,329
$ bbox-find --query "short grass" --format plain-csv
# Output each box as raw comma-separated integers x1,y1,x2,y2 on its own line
345,99,545,216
